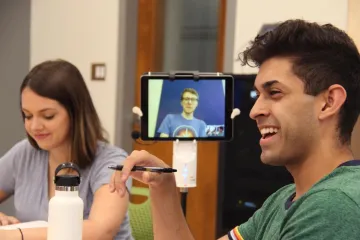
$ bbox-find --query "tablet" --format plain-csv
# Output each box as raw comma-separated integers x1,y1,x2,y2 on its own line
140,72,234,141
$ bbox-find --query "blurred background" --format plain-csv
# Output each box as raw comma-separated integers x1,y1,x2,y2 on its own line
1,0,360,239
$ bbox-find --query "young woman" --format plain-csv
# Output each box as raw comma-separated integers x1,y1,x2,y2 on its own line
0,60,133,240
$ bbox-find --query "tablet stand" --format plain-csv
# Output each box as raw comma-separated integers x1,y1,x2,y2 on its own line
133,71,241,218
172,139,197,216
172,108,240,216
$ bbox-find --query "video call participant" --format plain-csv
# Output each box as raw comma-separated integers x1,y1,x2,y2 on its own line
157,88,207,138
111,19,360,239
0,60,133,240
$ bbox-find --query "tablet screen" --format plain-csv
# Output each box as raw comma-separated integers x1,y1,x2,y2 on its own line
140,75,233,141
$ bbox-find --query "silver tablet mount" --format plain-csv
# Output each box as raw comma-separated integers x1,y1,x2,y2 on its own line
133,71,241,217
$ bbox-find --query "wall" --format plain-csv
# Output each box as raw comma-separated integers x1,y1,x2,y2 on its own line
30,0,136,151
224,0,348,74
0,0,31,215
347,0,360,158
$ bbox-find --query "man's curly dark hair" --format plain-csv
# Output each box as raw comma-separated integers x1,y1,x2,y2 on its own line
238,19,360,145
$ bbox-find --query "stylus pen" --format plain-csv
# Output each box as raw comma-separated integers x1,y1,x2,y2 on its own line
108,164,177,173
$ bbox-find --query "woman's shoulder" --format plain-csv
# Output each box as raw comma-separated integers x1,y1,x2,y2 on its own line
85,141,131,191
93,141,129,162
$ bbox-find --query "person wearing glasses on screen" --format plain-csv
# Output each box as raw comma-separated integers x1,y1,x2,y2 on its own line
157,88,207,138
112,19,360,240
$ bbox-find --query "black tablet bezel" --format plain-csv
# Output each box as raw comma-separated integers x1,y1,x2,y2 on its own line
140,73,234,141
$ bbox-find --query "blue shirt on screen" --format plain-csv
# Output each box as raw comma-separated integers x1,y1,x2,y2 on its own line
157,113,207,137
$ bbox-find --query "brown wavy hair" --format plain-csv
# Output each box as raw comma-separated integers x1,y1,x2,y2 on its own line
20,59,108,169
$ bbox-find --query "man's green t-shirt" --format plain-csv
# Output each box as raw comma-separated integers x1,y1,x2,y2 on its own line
228,161,360,240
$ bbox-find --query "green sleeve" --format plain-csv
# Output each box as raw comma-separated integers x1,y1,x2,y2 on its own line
236,207,264,239
228,207,264,240
280,190,360,239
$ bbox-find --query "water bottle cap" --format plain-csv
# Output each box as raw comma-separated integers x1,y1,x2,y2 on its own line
54,162,81,187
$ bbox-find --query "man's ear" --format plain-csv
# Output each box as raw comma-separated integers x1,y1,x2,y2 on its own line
318,84,347,120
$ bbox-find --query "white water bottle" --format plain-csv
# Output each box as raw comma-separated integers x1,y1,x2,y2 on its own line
47,162,84,240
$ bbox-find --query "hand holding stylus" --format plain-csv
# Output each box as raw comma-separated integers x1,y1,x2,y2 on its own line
109,150,175,197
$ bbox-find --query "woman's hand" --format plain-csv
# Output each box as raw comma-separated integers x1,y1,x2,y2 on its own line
0,212,20,226
109,150,175,197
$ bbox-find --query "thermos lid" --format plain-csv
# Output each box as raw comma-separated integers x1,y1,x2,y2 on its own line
54,162,81,187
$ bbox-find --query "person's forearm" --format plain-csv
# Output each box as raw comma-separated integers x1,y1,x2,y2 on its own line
3,227,47,240
3,220,114,240
149,175,194,240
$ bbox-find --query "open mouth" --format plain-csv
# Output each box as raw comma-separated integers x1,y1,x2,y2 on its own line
260,128,279,139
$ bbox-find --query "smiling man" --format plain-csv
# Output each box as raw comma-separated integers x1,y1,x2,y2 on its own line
111,19,360,240
225,20,360,239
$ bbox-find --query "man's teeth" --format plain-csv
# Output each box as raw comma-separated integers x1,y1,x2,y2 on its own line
260,128,279,137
